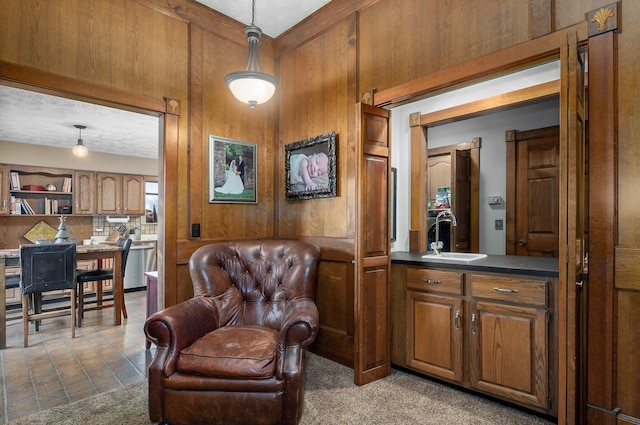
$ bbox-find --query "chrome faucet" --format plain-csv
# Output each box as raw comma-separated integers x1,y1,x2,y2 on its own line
431,210,458,255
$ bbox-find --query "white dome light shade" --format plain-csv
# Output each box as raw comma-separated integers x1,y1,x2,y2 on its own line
225,71,277,109
73,141,88,158
224,22,278,109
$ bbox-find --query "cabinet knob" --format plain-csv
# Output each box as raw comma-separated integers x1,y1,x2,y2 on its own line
454,310,460,330
471,313,477,335
518,239,527,246
422,279,442,285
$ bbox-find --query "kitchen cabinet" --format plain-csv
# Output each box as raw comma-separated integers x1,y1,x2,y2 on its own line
74,171,95,215
2,164,149,218
394,263,557,416
96,173,145,215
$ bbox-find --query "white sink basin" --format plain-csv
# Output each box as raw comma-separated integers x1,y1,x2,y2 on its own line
421,252,488,263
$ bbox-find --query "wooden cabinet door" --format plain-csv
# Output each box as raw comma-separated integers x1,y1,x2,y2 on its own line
122,174,144,215
469,301,549,410
406,291,463,383
0,164,8,214
74,171,95,215
97,173,122,215
355,102,391,385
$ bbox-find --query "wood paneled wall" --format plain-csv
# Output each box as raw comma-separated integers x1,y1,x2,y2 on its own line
4,2,640,418
277,16,357,242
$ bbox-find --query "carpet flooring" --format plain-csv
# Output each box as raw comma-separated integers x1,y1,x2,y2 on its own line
8,353,556,424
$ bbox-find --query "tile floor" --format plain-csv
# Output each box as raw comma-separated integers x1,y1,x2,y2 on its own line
0,290,152,423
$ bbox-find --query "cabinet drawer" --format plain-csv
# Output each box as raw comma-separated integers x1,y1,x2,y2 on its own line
470,274,548,306
406,267,463,295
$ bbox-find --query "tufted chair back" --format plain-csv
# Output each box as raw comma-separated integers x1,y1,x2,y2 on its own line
189,239,319,330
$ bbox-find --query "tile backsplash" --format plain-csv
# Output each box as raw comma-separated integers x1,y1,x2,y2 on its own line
92,216,158,237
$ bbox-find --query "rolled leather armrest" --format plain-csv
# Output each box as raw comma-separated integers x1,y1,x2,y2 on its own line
279,298,319,348
145,296,220,374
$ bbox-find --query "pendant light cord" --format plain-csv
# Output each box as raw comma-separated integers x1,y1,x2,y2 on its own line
251,0,255,25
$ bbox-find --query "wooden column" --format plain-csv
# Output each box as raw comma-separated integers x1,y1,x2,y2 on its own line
409,112,427,252
585,3,619,424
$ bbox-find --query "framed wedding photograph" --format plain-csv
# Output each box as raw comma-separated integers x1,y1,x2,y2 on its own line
209,135,257,204
285,131,337,200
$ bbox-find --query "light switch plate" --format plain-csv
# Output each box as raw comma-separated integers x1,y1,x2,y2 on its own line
495,219,503,230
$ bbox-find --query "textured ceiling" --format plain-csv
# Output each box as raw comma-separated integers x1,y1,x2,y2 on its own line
0,85,160,159
0,1,330,160
194,0,331,37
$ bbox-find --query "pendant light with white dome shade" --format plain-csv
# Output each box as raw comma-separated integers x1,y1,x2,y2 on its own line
224,0,278,109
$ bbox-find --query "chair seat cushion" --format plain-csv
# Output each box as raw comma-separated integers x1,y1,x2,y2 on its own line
76,269,114,282
177,325,278,378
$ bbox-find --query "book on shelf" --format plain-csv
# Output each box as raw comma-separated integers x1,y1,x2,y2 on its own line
19,198,36,214
62,177,72,193
13,199,21,214
10,171,20,191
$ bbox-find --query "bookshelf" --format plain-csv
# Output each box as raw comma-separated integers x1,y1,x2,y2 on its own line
9,167,73,215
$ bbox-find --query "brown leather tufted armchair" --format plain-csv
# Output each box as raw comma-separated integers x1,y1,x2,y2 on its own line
144,240,321,425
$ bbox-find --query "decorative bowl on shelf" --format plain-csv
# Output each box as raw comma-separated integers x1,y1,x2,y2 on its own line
45,184,58,191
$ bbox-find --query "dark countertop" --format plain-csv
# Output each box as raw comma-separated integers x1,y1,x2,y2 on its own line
391,251,559,278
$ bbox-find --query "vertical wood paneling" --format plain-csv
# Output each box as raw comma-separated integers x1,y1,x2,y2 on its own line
616,0,640,244
616,290,640,418
188,23,204,240
1,0,189,99
278,19,353,239
587,30,616,413
199,29,276,240
358,0,530,96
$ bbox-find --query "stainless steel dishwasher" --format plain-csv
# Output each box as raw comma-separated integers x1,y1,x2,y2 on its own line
124,242,157,289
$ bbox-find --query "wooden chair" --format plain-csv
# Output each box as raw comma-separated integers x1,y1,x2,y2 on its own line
20,243,77,347
76,237,131,326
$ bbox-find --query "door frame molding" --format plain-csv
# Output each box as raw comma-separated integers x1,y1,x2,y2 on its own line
0,60,179,312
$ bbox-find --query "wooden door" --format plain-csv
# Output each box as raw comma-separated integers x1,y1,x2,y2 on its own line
427,154,450,203
122,174,145,215
355,102,391,385
74,171,95,215
451,149,471,251
562,32,587,425
406,291,463,383
505,126,560,257
97,173,121,215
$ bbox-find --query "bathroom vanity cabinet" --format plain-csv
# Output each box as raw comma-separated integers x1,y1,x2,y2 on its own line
391,253,558,417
